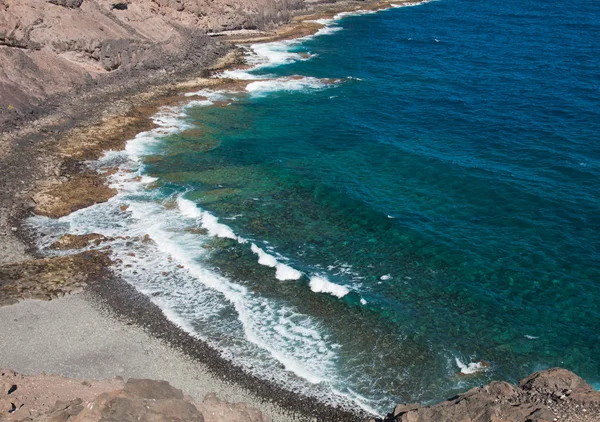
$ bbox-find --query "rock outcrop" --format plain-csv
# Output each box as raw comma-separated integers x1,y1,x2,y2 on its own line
381,368,600,422
0,251,110,305
1,370,271,421
0,0,306,125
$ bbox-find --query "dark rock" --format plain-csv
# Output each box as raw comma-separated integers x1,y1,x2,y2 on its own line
111,2,128,10
47,0,84,8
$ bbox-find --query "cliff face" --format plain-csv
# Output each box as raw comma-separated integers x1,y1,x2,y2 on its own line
0,0,303,125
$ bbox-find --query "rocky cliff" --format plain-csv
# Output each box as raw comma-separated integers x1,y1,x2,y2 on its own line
0,0,304,127
380,368,600,422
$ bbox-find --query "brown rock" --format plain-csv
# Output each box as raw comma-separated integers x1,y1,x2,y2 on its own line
122,378,184,400
0,251,110,306
42,398,85,422
197,393,271,422
384,368,600,422
49,233,106,250
32,173,116,219
393,404,421,417
519,367,592,393
72,379,204,422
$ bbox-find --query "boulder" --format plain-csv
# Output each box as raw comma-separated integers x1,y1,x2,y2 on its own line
71,379,204,421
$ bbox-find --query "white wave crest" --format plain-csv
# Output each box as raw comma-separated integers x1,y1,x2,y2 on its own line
177,197,238,240
246,77,332,97
455,358,488,375
309,276,350,298
251,243,278,267
275,263,303,281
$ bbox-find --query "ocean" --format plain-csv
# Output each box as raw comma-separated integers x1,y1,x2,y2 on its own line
30,0,600,415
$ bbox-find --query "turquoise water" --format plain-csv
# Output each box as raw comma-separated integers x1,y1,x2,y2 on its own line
35,0,600,414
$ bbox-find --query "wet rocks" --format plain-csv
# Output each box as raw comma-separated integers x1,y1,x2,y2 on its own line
32,172,117,218
0,250,110,305
49,233,106,250
382,368,600,422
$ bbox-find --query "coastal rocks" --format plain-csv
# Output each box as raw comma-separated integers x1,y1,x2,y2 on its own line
383,368,600,422
0,250,110,305
519,367,592,392
0,371,271,422
73,378,205,421
55,115,155,161
197,393,271,422
49,233,106,250
32,172,116,219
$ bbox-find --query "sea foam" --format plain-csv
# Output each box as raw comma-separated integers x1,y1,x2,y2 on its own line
309,276,350,298
246,77,333,97
455,358,487,375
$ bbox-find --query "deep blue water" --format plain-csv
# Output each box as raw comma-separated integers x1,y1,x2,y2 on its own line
41,0,600,414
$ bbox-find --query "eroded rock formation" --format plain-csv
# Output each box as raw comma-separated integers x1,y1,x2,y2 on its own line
0,0,303,124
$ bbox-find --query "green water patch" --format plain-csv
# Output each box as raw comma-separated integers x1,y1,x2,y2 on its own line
142,112,600,387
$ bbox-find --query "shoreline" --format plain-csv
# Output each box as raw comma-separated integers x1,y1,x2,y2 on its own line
0,293,314,422
3,2,600,421
0,1,422,420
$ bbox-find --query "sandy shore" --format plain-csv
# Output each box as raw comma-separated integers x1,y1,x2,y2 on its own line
0,293,314,422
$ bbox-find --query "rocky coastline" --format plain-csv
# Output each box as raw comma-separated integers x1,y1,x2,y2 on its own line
1,1,599,421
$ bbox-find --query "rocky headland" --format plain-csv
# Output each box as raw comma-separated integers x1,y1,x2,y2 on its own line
1,0,599,421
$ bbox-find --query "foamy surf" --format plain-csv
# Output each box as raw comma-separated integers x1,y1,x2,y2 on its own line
309,276,351,298
246,76,335,97
27,117,366,412
455,358,488,375
250,243,303,280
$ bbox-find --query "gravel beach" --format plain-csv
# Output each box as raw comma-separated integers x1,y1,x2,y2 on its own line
0,293,313,422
